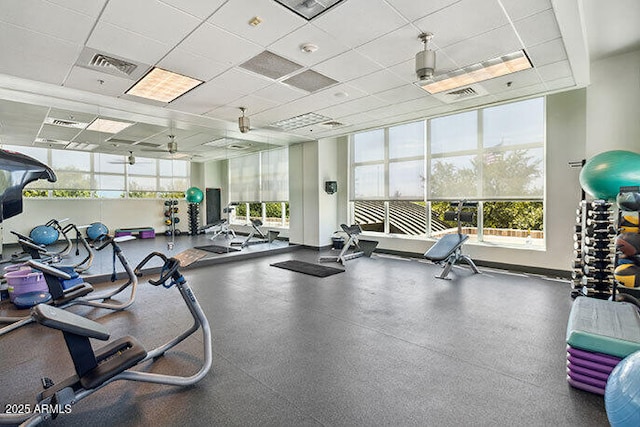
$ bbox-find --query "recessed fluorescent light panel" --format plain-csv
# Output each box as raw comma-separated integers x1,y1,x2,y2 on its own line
126,67,203,103
273,0,346,20
420,50,533,94
86,118,133,134
65,142,98,151
270,112,333,130
204,137,252,148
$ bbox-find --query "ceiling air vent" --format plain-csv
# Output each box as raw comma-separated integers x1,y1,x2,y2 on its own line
240,51,303,80
44,117,89,129
322,121,344,128
282,70,337,93
89,54,138,76
447,87,477,97
429,84,488,104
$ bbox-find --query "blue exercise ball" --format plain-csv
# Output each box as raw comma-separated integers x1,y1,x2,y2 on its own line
185,187,203,204
605,350,640,427
86,222,108,240
29,225,59,245
579,150,640,201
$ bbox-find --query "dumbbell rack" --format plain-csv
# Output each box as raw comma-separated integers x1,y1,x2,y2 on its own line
163,199,181,236
612,186,640,300
571,200,616,298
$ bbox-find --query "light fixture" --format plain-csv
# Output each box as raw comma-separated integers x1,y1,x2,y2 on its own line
127,151,136,165
65,142,98,151
419,50,533,94
238,108,250,133
415,32,436,81
204,137,252,148
126,67,203,103
86,118,133,134
269,112,333,131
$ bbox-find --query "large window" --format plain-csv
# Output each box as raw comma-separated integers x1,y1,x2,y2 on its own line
3,145,190,199
350,97,545,247
229,147,289,228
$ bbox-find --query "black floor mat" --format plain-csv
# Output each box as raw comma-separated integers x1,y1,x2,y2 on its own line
271,260,345,277
194,245,241,254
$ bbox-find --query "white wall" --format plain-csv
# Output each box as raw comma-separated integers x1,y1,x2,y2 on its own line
2,198,188,243
317,137,339,246
288,143,304,244
586,49,640,156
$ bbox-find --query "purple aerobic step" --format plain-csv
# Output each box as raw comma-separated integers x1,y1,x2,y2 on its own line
567,370,607,389
567,362,610,382
567,355,616,374
567,346,621,366
567,376,606,395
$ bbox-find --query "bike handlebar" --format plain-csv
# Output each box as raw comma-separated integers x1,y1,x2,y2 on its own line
134,252,181,286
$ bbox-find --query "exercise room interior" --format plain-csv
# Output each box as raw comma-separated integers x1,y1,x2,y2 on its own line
1,0,640,426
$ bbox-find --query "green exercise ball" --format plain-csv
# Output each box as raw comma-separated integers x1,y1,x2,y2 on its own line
185,187,203,204
579,150,640,201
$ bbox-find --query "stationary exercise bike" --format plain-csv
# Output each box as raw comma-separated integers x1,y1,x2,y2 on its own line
0,251,212,426
424,201,480,279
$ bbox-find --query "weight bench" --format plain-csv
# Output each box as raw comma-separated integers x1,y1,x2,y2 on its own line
424,200,480,279
319,224,378,265
424,233,479,279
231,219,276,248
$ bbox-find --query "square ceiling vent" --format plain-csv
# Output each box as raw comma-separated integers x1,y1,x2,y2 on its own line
240,51,303,80
282,69,338,93
273,0,346,20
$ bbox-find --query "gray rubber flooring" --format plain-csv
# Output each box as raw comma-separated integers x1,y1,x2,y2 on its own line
0,243,609,426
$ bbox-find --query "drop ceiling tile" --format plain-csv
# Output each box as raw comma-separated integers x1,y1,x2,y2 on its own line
500,0,552,21
387,58,425,83
87,21,170,65
116,123,166,140
209,0,305,47
339,111,377,125
544,76,576,92
479,68,542,93
356,24,424,68
0,0,96,43
46,0,108,17
38,123,83,141
209,68,273,95
413,0,509,48
176,22,263,66
158,49,230,82
252,82,307,103
442,24,522,67
267,23,350,67
375,84,426,104
207,94,279,121
514,9,561,47
64,66,134,96
385,0,461,22
526,38,567,67
313,0,408,48
536,59,572,82
159,0,226,19
101,0,201,46
313,51,384,82
332,95,390,114
347,69,407,94
168,80,244,114
0,23,81,84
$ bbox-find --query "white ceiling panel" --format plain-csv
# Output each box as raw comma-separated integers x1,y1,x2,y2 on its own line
267,24,350,67
536,59,572,81
158,0,227,19
209,68,273,96
176,22,263,66
513,9,562,47
313,0,408,48
500,0,552,21
413,0,509,48
374,84,427,104
478,68,542,94
330,95,390,116
347,69,407,95
157,49,230,82
526,38,567,67
169,81,244,114
356,24,426,68
313,51,384,82
100,0,201,47
39,123,82,141
385,0,461,22
64,66,134,96
544,76,576,92
0,0,96,44
46,0,108,17
252,82,307,104
87,21,171,65
209,0,305,47
442,24,523,68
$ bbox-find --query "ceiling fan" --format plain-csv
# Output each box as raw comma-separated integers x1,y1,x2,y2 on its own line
142,134,178,155
109,151,144,165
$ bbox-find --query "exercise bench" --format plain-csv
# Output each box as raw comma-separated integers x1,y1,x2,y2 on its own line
319,224,378,265
424,201,480,279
